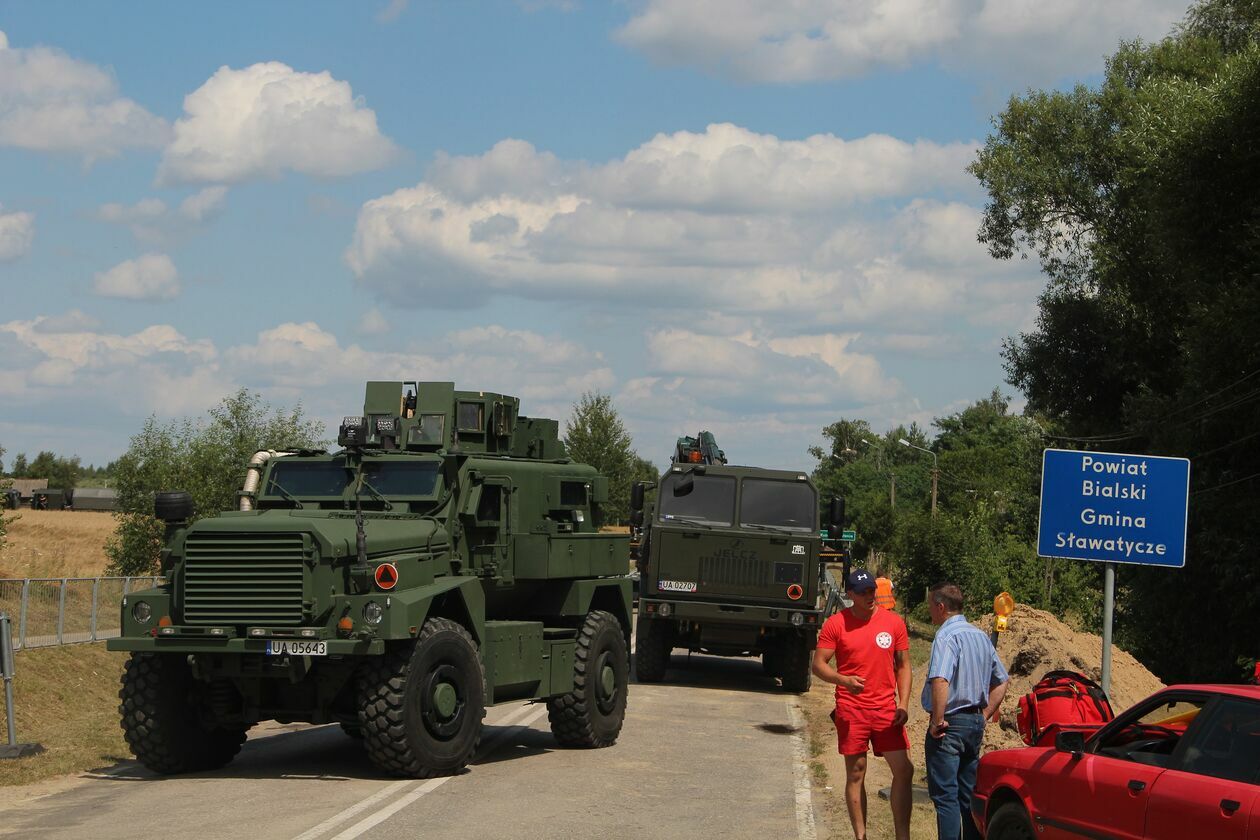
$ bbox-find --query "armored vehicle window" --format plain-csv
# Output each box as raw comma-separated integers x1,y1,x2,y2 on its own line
739,479,816,531
457,401,484,431
560,481,587,506
413,413,445,444
658,474,735,526
475,484,502,521
361,461,441,496
267,459,351,497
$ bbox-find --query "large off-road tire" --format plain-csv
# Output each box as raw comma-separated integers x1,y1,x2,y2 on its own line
634,617,671,683
358,617,485,778
780,634,814,694
549,610,628,747
761,646,781,678
118,652,247,774
986,802,1036,840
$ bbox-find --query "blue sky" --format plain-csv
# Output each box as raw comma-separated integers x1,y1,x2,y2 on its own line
0,0,1189,472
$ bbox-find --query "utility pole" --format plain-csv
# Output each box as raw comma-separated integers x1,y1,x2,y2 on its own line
889,473,896,510
899,438,939,519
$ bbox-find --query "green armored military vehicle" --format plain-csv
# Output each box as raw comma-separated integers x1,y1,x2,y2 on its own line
631,432,843,692
109,381,631,778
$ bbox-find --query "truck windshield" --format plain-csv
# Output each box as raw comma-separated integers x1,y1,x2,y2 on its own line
658,473,736,526
265,459,441,498
739,479,816,532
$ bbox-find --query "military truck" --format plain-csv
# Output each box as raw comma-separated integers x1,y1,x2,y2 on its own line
108,381,631,779
631,433,844,692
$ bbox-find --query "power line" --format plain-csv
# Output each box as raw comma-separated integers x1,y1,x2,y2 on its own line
1190,471,1260,496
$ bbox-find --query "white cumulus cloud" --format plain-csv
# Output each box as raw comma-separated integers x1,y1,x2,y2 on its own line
0,30,169,159
615,0,1188,85
158,62,399,184
0,207,35,261
97,186,228,243
93,253,181,301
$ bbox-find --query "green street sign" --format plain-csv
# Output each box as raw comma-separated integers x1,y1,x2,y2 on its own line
841,530,856,541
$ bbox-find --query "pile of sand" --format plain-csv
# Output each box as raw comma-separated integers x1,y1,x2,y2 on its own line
972,604,1164,751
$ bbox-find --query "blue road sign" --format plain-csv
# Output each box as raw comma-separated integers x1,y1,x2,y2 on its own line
1037,449,1190,568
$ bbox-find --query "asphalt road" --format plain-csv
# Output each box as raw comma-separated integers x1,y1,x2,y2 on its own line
0,652,818,840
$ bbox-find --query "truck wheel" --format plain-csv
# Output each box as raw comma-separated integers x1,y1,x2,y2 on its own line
358,617,485,778
761,646,781,678
118,652,247,774
986,802,1036,840
549,610,628,747
780,635,813,694
634,617,671,683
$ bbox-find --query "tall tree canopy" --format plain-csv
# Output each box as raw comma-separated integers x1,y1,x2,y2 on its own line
106,390,324,575
970,0,1260,680
563,392,653,524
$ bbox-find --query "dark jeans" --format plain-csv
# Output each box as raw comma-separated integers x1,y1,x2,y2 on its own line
925,711,985,840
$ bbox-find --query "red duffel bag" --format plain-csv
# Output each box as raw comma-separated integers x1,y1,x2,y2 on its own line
1017,670,1115,746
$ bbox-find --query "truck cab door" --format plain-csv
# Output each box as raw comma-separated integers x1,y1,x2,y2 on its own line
465,476,514,584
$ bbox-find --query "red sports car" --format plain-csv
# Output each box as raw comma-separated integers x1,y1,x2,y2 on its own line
973,684,1260,839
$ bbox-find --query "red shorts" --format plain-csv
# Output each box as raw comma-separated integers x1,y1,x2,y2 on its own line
832,707,910,756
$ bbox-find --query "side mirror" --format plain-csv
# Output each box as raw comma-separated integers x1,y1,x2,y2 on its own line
829,496,846,532
631,482,645,512
630,509,643,527
1054,730,1086,757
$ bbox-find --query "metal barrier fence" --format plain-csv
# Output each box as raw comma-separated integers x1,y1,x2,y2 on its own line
0,577,163,650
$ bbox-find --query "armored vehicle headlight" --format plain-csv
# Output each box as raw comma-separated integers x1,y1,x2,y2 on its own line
790,612,805,627
132,601,153,624
658,602,672,618
363,601,385,625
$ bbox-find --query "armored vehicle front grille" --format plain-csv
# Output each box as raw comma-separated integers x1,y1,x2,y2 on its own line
699,555,770,590
182,532,306,625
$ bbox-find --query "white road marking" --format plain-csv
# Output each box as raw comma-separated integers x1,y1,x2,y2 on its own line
787,699,818,840
293,702,549,840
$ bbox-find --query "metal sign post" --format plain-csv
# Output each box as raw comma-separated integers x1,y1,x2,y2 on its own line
0,613,45,759
1037,449,1190,696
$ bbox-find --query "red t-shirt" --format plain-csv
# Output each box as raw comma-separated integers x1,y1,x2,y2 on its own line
816,606,909,712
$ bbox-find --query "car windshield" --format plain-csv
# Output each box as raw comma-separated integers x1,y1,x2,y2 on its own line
265,458,441,498
739,479,816,532
658,473,736,526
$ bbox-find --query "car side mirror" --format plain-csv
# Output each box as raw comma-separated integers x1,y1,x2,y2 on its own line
631,482,645,512
829,496,846,532
1054,730,1086,757
630,509,643,527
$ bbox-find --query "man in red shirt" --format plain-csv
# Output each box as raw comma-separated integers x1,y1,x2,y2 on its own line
813,569,914,840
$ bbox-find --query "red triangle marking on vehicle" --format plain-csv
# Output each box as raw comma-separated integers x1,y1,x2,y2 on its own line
375,563,398,589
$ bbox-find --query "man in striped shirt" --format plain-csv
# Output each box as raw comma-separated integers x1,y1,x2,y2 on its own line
923,582,1009,840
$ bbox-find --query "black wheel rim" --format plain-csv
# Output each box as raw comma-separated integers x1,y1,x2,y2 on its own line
594,648,618,715
420,662,466,740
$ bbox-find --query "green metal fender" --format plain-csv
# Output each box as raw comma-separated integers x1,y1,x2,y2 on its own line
376,575,487,644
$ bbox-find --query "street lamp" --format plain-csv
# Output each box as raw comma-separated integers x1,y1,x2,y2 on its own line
862,439,895,510
898,438,939,517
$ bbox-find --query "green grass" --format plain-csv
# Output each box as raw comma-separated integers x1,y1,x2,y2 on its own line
0,643,131,786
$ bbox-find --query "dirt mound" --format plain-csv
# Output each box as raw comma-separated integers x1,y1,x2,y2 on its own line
976,604,1164,751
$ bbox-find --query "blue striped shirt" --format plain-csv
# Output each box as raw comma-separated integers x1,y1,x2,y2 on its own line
920,614,1009,714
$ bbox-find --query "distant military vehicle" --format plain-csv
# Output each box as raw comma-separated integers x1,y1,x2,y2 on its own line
2,488,19,510
631,432,844,692
109,381,631,778
70,487,118,512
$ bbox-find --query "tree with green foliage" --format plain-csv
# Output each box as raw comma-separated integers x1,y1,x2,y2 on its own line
106,389,325,576
9,453,26,478
811,393,1101,626
563,392,647,525
969,0,1260,681
21,450,82,490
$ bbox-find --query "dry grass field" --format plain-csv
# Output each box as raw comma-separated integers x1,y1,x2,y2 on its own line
0,510,116,579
